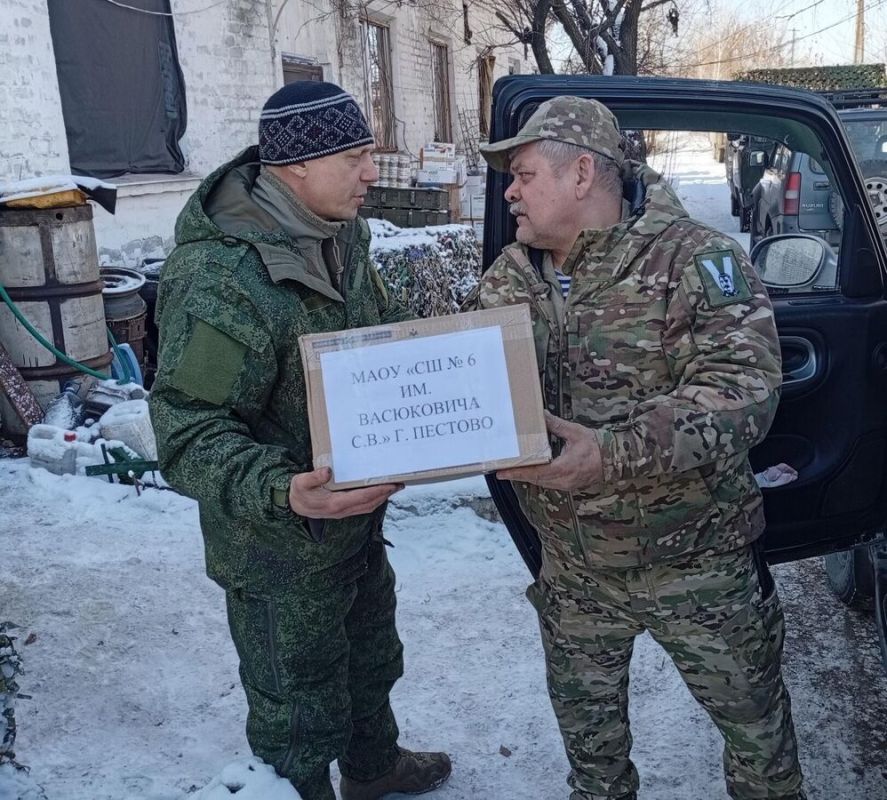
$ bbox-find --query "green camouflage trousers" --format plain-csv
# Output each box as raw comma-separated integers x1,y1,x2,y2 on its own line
225,540,404,800
527,545,803,800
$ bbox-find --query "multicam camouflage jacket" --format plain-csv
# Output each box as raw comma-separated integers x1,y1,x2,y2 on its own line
149,148,410,592
472,162,783,574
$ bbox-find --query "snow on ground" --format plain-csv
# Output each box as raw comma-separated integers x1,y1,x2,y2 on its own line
3,133,886,800
648,133,752,255
3,462,886,800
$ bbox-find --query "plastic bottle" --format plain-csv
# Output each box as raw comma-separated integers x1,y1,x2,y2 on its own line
27,425,79,475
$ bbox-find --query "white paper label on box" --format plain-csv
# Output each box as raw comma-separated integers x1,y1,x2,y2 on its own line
320,326,519,482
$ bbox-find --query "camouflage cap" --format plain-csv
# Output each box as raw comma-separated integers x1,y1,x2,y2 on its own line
479,95,625,172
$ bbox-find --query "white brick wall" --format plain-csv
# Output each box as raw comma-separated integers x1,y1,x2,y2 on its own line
0,0,70,180
273,2,532,158
0,0,529,265
173,0,278,175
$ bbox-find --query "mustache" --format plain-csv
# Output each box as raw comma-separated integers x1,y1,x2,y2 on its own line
509,203,526,216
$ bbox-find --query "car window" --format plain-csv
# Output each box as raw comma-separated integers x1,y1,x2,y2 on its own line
643,130,840,296
839,114,887,240
841,115,887,163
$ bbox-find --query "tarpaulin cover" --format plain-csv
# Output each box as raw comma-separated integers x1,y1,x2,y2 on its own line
47,0,187,178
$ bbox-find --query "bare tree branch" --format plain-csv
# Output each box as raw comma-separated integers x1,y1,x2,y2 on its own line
475,0,699,78
494,9,524,39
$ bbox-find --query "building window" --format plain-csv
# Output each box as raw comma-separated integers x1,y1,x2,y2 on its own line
362,20,396,151
430,42,452,142
478,53,496,138
508,58,521,76
47,0,186,178
282,56,323,84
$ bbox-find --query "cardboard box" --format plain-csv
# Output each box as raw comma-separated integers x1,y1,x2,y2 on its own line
415,167,458,186
460,191,485,219
421,142,456,166
299,305,550,489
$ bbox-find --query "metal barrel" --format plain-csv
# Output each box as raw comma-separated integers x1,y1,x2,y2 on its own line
100,266,148,367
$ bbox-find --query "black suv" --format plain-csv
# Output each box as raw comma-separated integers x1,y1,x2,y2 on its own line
481,75,887,672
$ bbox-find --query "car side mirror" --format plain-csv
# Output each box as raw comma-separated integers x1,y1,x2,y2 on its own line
749,150,767,167
750,234,832,288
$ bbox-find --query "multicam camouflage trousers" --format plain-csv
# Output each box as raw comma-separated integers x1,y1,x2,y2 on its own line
527,545,804,800
225,541,404,800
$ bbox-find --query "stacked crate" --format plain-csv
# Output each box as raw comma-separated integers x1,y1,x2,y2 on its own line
359,186,451,228
459,174,486,243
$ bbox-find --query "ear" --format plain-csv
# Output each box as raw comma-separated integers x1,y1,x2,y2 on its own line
286,161,309,178
575,153,596,199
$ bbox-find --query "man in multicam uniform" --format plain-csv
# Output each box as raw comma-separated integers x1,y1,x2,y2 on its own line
148,81,450,800
468,96,806,800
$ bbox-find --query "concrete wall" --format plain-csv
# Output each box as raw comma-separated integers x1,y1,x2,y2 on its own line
0,0,70,180
1,0,529,267
173,0,277,176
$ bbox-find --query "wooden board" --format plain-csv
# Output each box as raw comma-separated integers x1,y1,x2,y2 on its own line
0,341,43,430
3,189,88,209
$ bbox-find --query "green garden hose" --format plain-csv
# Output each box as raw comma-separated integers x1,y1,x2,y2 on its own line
0,280,133,385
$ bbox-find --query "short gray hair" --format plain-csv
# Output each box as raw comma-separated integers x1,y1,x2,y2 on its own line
535,139,623,197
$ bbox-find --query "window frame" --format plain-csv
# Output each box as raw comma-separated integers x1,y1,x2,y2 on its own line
362,19,397,152
430,40,453,142
478,52,496,138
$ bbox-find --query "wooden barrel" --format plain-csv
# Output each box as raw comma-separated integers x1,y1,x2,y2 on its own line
0,205,112,430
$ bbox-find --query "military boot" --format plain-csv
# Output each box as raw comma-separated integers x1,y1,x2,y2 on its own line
340,747,452,800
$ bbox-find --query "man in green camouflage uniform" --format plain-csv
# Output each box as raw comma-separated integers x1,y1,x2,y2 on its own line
149,81,450,800
468,96,805,799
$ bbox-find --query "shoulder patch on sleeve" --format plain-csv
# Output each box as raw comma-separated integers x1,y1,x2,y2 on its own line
168,319,248,406
693,249,753,307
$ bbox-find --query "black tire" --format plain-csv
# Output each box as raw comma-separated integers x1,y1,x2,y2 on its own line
740,205,752,233
730,190,740,217
824,546,876,609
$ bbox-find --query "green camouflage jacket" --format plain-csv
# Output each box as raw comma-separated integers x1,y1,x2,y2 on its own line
149,148,410,591
473,162,782,573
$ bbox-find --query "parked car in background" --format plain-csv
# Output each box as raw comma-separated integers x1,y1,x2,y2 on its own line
749,144,842,251
837,106,887,235
726,132,772,232
748,105,887,252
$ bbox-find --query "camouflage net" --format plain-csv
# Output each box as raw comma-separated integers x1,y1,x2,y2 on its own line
370,220,481,318
0,623,25,768
733,64,887,91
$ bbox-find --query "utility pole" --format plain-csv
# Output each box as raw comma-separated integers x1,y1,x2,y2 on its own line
854,0,865,64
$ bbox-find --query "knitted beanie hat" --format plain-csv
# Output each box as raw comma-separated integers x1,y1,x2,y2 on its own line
259,81,375,165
